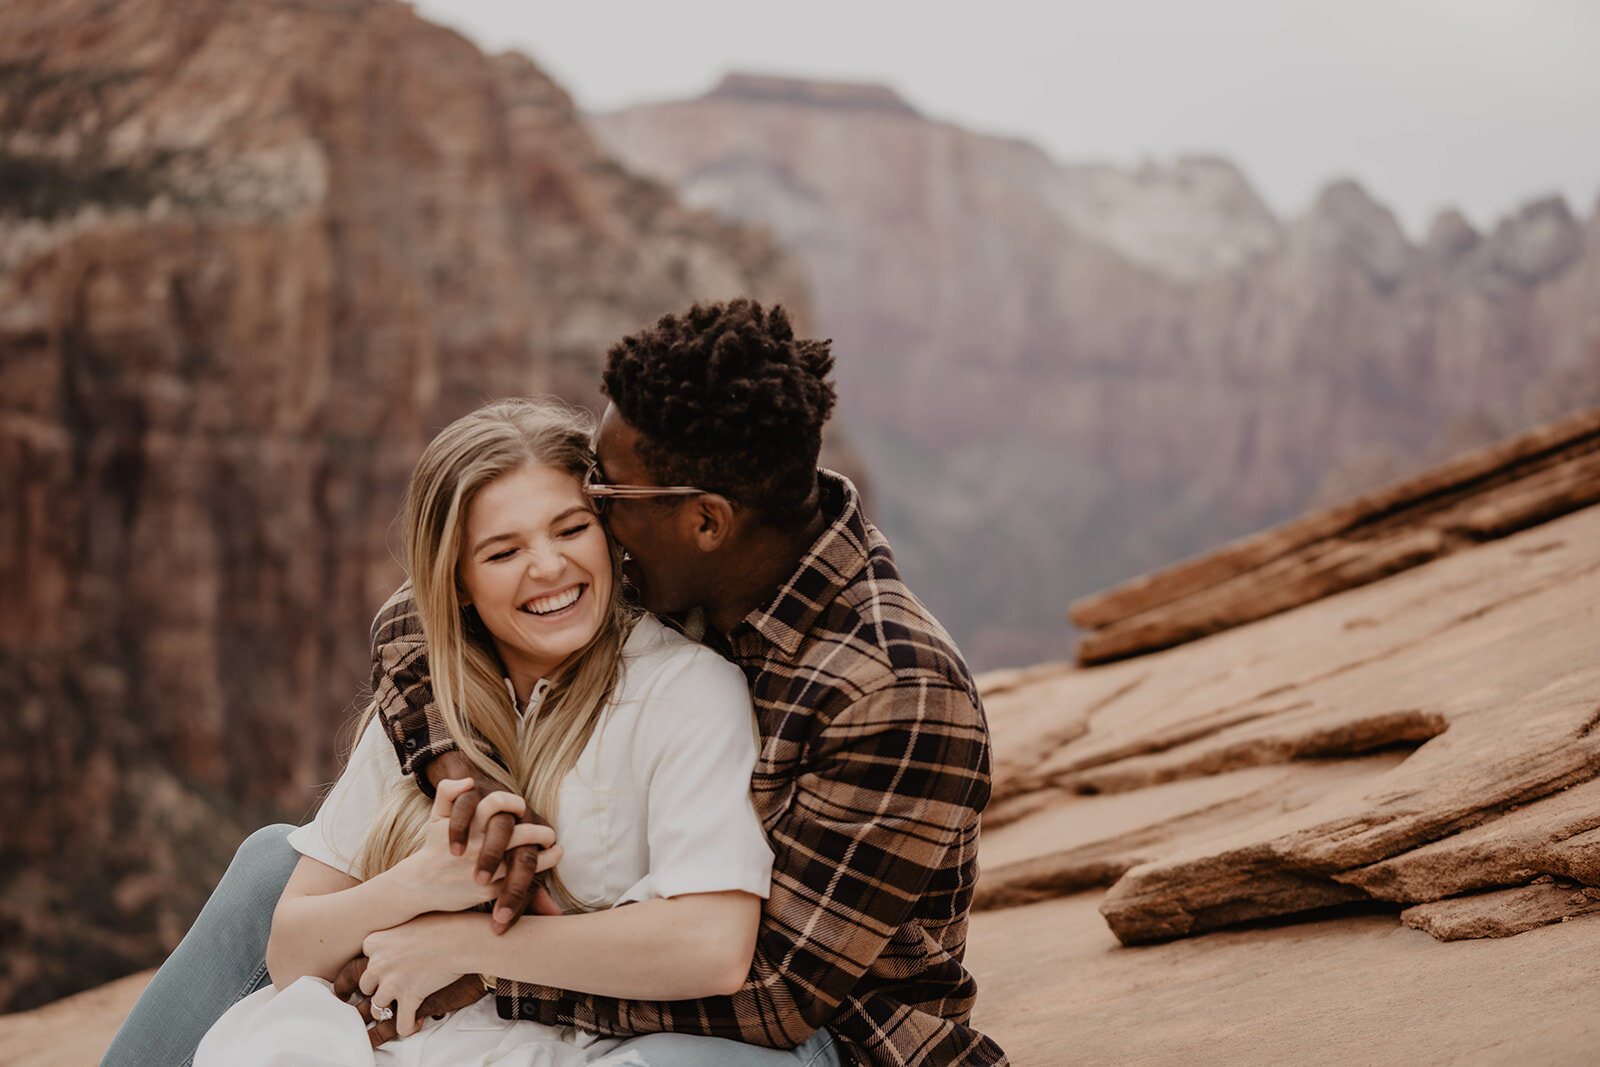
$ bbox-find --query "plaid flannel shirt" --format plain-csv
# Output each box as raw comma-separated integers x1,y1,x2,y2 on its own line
370,472,1007,1066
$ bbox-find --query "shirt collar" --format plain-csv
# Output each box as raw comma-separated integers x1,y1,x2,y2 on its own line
504,676,552,719
729,470,872,659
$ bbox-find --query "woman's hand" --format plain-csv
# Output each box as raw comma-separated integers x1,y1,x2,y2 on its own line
359,914,473,1038
389,778,560,915
335,957,490,1048
428,751,553,932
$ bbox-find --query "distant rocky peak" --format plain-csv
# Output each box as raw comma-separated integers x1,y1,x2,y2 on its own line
1487,195,1583,286
1422,208,1481,263
701,72,921,118
1044,154,1282,283
1299,178,1412,290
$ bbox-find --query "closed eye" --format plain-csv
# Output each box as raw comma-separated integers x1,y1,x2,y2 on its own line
485,547,518,562
557,522,593,539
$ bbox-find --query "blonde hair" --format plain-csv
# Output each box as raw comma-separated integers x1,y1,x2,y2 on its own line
354,773,432,882
359,396,637,908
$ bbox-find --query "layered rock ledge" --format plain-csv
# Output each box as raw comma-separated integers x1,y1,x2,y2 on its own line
1070,404,1600,663
982,411,1600,948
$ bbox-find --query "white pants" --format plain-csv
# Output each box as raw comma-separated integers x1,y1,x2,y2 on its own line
194,976,620,1067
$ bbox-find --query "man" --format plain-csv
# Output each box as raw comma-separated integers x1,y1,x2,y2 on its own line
103,300,1004,1066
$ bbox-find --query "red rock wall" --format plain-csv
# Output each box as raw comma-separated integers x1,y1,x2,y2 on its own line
0,0,808,1010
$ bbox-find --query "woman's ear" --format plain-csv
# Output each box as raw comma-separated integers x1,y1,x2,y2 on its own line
689,494,737,551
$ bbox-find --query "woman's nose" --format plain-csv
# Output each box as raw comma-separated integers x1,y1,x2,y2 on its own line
522,540,564,579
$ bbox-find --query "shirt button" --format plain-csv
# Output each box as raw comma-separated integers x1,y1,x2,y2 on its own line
404,738,418,750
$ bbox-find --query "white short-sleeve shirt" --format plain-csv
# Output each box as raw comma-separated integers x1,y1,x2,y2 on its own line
288,614,773,909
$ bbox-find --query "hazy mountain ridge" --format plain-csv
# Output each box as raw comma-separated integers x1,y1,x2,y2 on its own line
591,74,1600,666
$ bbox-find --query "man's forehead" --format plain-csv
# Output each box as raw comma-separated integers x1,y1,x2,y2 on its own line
593,405,642,469
593,404,622,446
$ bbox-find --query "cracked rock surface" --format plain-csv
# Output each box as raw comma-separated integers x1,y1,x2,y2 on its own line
978,502,1600,945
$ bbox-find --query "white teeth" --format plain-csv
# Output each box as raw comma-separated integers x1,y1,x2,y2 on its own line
522,586,582,616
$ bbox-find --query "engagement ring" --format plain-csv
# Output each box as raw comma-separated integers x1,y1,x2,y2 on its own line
371,1003,395,1022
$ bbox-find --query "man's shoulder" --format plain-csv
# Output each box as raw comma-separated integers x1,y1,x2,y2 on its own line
801,537,981,706
754,472,981,709
779,536,993,805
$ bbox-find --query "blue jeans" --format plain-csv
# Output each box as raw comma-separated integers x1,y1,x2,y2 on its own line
101,824,840,1067
101,824,298,1067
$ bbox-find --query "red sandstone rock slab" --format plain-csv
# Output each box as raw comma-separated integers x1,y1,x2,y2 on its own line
0,968,152,1067
966,891,1600,1065
978,660,1103,812
1338,775,1600,904
1401,881,1600,940
1070,404,1600,663
17,891,1600,1066
978,504,1600,947
977,753,1408,909
992,509,1592,803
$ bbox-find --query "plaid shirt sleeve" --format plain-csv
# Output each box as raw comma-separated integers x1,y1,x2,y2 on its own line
369,582,459,793
499,676,999,1064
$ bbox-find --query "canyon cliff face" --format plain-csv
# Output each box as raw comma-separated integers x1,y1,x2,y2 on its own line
592,74,1600,667
0,0,807,1011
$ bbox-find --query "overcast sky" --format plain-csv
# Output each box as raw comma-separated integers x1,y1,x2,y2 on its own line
412,0,1600,239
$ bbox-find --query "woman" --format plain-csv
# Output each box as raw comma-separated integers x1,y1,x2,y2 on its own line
195,397,773,1065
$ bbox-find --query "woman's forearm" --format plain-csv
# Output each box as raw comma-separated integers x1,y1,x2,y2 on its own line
269,783,554,989
266,866,425,988
425,891,761,1001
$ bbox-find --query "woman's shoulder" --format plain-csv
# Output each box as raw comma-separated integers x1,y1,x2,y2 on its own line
605,615,758,775
622,613,727,670
617,614,749,705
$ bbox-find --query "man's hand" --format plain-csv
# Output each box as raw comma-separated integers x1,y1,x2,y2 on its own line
426,751,553,933
335,956,487,1048
391,778,556,915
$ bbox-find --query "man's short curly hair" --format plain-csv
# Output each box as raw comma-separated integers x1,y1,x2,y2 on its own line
602,299,836,526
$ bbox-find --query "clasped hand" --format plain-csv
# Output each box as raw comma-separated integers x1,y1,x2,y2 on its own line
354,914,475,1040
348,778,561,1042
388,777,559,914
431,752,558,932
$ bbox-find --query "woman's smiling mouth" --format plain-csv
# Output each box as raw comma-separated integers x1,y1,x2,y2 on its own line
520,584,585,616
